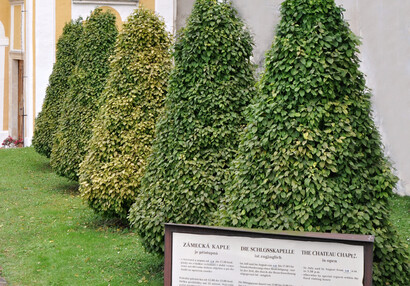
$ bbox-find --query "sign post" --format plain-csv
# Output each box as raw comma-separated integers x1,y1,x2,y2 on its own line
164,224,374,286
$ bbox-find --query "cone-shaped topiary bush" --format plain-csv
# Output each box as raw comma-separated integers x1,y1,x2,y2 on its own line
50,8,118,181
78,8,172,220
128,0,256,254
32,19,83,158
217,0,409,285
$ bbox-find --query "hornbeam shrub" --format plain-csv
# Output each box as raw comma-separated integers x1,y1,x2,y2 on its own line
79,8,172,220
50,9,118,181
32,20,83,158
128,0,256,254
217,0,409,285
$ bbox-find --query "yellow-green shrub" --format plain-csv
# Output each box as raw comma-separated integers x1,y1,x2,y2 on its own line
79,8,172,220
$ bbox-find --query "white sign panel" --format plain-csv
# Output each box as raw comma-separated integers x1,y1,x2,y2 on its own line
172,233,364,286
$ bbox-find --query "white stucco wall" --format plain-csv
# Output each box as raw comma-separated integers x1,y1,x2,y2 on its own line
71,2,138,22
155,0,175,33
35,0,55,137
25,0,34,146
156,0,410,195
336,0,410,196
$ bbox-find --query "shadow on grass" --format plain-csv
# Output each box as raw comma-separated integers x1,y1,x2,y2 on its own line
84,213,131,232
31,160,54,173
55,182,80,196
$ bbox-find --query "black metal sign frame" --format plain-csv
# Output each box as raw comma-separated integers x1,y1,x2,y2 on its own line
164,223,374,286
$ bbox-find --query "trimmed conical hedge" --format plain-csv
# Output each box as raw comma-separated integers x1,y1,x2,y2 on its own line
50,9,118,181
78,8,172,220
32,19,83,158
217,0,409,285
128,0,256,254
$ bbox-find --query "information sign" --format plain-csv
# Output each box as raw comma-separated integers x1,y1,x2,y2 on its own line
164,224,374,286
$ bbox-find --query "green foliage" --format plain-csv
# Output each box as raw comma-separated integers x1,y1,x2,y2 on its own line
217,1,409,285
78,8,172,220
128,0,256,254
50,9,118,181
32,20,83,158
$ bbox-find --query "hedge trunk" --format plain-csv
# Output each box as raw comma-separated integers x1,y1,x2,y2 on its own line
217,1,409,285
128,0,256,254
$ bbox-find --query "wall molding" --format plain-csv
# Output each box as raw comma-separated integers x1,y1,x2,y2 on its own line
73,0,138,5
8,0,24,5
9,50,24,59
0,21,6,132
0,38,9,46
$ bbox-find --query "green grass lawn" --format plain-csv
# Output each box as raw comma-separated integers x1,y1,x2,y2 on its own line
0,147,409,285
0,147,163,285
390,192,410,243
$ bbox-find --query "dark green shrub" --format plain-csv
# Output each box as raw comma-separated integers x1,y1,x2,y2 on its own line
78,8,172,220
32,19,83,158
128,0,256,254
50,9,118,181
217,0,409,285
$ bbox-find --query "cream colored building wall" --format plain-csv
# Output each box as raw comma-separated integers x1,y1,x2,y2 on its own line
140,0,155,11
0,0,159,144
99,6,124,29
8,1,26,142
0,0,34,144
1,0,149,146
0,1,11,141
12,4,22,50
56,0,72,41
0,22,10,141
